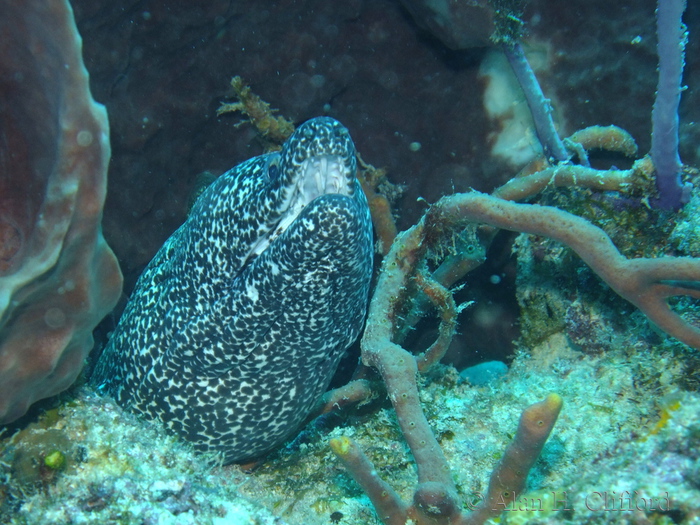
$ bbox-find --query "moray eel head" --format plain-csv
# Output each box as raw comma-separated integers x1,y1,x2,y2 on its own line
247,116,359,260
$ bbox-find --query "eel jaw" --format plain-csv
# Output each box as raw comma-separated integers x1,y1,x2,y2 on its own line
249,154,353,259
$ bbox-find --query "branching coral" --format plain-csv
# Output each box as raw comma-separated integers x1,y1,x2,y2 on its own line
217,76,295,149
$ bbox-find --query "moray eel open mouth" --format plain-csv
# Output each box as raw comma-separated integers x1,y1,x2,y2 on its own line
92,117,373,464
249,151,354,261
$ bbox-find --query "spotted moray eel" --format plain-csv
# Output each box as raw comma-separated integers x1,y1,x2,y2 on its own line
92,117,373,463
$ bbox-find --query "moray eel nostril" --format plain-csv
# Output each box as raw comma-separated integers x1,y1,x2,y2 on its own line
92,117,373,464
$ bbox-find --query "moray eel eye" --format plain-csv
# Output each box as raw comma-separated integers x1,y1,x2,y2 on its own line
266,155,280,182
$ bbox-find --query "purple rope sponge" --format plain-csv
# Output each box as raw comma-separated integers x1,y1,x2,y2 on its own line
503,42,570,163
651,0,691,209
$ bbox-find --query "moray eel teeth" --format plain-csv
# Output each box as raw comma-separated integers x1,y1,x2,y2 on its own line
258,154,351,256
92,117,373,464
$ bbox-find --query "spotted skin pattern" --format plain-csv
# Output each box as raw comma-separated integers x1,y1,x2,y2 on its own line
92,118,373,463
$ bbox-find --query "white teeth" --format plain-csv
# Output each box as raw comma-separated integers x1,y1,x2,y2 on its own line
298,155,349,202
315,165,323,194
